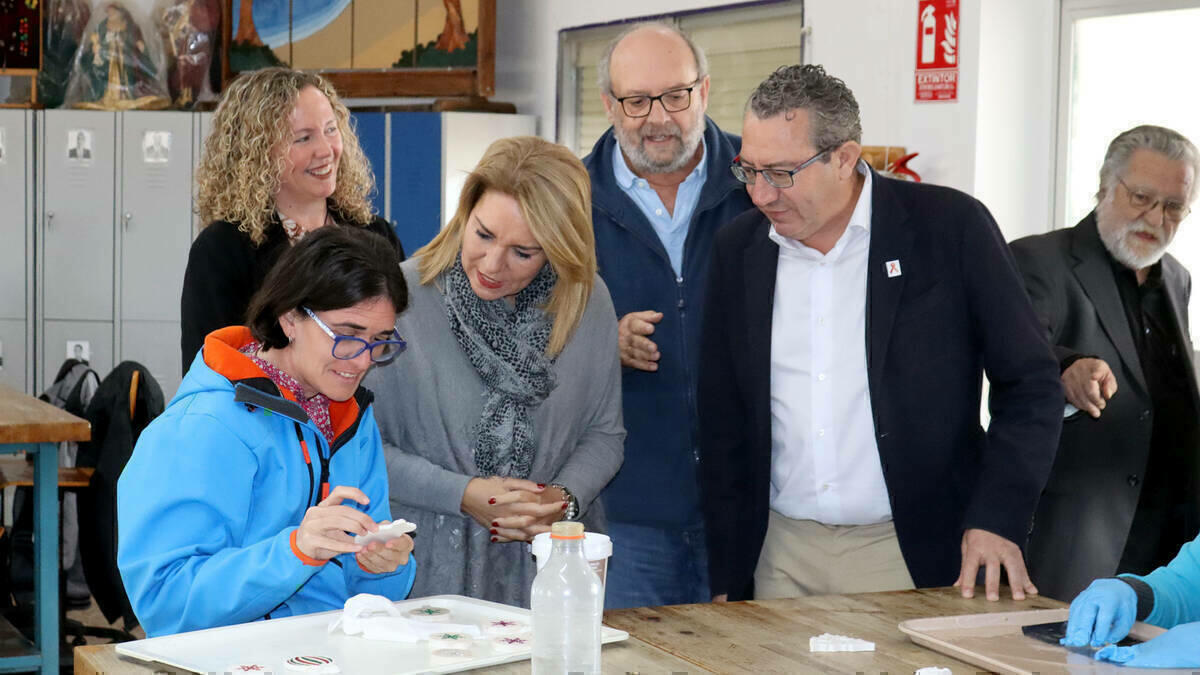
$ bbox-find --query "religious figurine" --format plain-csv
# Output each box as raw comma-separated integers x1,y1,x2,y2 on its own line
37,0,91,108
157,0,220,109
66,2,169,110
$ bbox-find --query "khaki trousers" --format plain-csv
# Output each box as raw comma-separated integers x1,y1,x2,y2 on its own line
753,510,916,600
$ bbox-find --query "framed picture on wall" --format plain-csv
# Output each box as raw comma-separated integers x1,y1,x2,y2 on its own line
221,0,495,99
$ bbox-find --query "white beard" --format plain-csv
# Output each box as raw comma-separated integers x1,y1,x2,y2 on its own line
614,115,704,175
1096,203,1173,271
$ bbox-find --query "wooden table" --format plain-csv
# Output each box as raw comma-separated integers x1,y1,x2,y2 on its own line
75,587,1065,673
603,586,1066,673
0,384,90,674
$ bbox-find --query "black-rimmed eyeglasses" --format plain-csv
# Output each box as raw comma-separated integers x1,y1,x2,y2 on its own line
302,307,406,364
612,80,700,118
730,148,835,189
1117,177,1192,223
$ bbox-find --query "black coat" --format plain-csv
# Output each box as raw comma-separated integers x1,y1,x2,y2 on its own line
77,361,164,627
1011,213,1200,601
179,212,404,371
698,171,1063,600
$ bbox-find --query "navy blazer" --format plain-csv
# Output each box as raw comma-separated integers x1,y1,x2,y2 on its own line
698,170,1063,600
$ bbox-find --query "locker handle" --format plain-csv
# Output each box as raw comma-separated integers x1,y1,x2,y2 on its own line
46,211,54,228
124,212,133,230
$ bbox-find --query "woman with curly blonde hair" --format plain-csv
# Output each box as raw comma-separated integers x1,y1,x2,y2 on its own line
180,67,403,369
364,136,624,607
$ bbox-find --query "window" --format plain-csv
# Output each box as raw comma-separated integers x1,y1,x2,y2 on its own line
558,2,806,156
1057,0,1200,325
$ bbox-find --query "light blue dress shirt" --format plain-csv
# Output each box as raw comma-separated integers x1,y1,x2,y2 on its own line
611,139,708,278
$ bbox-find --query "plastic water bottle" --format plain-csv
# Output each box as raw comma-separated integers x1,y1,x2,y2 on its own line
531,521,603,674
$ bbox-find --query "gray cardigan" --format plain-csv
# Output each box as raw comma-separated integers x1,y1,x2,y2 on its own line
365,258,625,607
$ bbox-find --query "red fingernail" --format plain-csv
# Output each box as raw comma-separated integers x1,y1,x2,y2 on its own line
561,503,568,510
491,537,498,543
491,521,498,527
488,497,496,505
490,528,498,535
537,483,546,489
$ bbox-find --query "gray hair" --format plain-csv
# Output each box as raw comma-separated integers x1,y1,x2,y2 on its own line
747,65,862,152
596,22,708,95
1098,125,1200,203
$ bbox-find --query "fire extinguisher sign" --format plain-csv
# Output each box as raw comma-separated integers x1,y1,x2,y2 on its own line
915,0,959,102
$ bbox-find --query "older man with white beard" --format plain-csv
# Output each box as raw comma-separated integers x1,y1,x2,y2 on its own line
1012,125,1200,602
583,22,754,609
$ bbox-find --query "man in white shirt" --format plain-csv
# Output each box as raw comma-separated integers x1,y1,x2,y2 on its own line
699,64,1062,602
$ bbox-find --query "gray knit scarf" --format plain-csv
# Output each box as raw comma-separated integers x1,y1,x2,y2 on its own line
443,258,557,478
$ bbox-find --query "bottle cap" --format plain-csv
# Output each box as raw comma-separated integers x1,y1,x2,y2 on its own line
550,521,585,539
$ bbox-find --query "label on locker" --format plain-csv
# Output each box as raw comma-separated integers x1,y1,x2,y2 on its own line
66,129,94,165
142,130,171,164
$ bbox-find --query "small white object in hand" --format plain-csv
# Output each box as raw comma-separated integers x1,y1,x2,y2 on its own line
914,668,952,675
354,519,416,546
809,633,875,652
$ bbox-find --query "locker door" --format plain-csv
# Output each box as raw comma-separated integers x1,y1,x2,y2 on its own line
351,111,387,220
193,111,213,234
43,321,114,391
119,111,193,322
119,111,193,397
41,110,116,321
390,112,441,254
0,110,32,392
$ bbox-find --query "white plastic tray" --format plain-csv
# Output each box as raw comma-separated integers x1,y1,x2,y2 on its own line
898,608,1190,675
116,594,629,674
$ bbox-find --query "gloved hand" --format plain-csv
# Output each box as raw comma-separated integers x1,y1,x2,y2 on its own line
1094,622,1200,668
1061,578,1138,648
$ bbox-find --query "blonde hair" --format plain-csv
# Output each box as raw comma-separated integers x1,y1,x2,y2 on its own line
417,136,596,357
194,67,375,245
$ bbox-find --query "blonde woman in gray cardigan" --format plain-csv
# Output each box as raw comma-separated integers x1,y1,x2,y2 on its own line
365,136,625,607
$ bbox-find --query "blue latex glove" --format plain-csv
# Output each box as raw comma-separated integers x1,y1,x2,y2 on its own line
1061,578,1138,648
1094,622,1200,668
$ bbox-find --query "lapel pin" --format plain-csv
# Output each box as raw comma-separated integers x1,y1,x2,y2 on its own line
886,259,902,278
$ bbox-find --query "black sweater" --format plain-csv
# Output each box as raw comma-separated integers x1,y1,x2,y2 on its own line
179,212,404,371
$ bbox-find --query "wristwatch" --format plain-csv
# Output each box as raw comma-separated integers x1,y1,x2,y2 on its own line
551,483,579,521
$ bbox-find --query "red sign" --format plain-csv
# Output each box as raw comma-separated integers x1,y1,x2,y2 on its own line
915,0,959,102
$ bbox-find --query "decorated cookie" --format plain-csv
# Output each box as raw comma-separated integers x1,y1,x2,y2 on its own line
284,655,340,673
428,631,474,651
491,635,533,653
407,605,451,622
223,665,272,673
428,648,472,665
484,618,528,636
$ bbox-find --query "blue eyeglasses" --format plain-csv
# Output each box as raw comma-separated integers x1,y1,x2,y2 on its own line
302,307,406,364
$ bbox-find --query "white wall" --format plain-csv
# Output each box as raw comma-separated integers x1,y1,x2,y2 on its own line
974,0,1059,241
494,0,1062,243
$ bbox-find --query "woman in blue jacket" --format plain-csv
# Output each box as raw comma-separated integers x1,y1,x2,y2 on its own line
118,226,416,637
1063,533,1200,667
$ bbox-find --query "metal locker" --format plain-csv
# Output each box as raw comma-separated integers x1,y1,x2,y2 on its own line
42,320,113,392
118,111,193,323
0,320,28,394
122,320,181,401
40,110,117,322
193,111,212,235
0,109,34,392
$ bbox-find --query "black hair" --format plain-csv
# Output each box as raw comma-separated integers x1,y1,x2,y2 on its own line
245,226,408,350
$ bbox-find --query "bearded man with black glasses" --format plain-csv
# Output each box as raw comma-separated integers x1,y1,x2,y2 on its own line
1012,125,1200,603
699,64,1062,605
584,21,754,610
